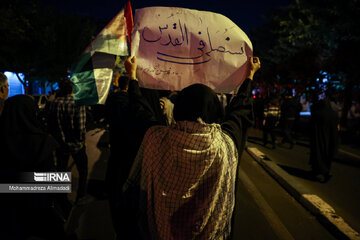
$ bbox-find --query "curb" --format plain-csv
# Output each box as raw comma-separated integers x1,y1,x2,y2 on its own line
294,140,360,167
246,147,360,240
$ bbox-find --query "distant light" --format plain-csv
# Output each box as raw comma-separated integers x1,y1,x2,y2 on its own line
336,85,344,90
316,78,320,82
318,93,326,100
4,71,25,97
300,111,311,116
52,82,59,91
311,87,315,90
323,78,328,83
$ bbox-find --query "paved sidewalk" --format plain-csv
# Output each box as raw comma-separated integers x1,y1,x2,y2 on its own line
246,127,360,240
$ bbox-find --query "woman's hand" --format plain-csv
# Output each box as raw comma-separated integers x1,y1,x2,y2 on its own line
247,57,261,80
125,56,137,80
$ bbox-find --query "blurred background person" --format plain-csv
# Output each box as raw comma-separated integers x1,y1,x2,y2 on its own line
347,97,360,134
263,98,281,149
280,92,301,148
0,72,9,116
105,61,165,238
309,93,339,183
0,95,65,240
253,92,265,129
47,78,88,206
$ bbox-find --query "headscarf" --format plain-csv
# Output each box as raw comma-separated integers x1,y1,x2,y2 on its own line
173,84,224,124
0,95,58,171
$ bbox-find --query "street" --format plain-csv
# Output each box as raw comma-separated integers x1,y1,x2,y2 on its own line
65,127,341,239
232,149,335,239
2,0,359,239
247,127,360,234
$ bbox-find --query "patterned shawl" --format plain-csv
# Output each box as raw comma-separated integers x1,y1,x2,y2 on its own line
124,118,238,240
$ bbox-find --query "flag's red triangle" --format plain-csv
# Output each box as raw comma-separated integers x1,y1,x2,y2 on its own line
125,1,133,51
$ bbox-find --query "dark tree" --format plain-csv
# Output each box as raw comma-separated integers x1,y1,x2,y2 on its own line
0,0,98,93
252,0,360,121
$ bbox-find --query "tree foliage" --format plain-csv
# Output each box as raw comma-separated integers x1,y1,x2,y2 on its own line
252,0,360,89
0,0,98,92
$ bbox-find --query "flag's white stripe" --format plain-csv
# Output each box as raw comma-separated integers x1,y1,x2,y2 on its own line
93,68,114,104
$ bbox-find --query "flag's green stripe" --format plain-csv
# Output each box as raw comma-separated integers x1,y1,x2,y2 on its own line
70,70,99,106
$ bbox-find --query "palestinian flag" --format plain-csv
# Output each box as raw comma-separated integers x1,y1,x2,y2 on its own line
70,1,133,106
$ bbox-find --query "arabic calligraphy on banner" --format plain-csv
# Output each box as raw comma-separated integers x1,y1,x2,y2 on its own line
131,7,253,93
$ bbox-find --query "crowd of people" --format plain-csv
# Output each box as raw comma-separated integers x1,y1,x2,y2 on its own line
0,56,260,240
252,87,359,183
0,73,67,239
253,93,302,149
0,53,359,238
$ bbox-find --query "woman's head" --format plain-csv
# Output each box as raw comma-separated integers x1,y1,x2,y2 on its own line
173,84,224,124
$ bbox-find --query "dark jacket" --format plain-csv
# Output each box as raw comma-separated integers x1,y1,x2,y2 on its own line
281,97,301,120
309,100,339,174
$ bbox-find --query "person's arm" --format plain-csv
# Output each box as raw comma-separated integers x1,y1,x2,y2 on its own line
125,56,158,123
125,56,145,99
226,57,260,240
125,56,141,96
221,57,261,152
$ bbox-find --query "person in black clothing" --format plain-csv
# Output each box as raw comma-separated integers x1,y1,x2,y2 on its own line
105,75,133,234
141,87,168,125
0,72,9,116
48,79,88,199
0,95,66,240
122,56,259,239
309,95,339,183
280,93,301,148
263,98,281,149
105,58,166,239
253,92,265,129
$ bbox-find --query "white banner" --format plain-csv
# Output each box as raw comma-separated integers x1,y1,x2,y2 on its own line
131,7,253,93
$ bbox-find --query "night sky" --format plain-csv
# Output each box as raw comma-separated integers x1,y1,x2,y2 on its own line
41,0,290,36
